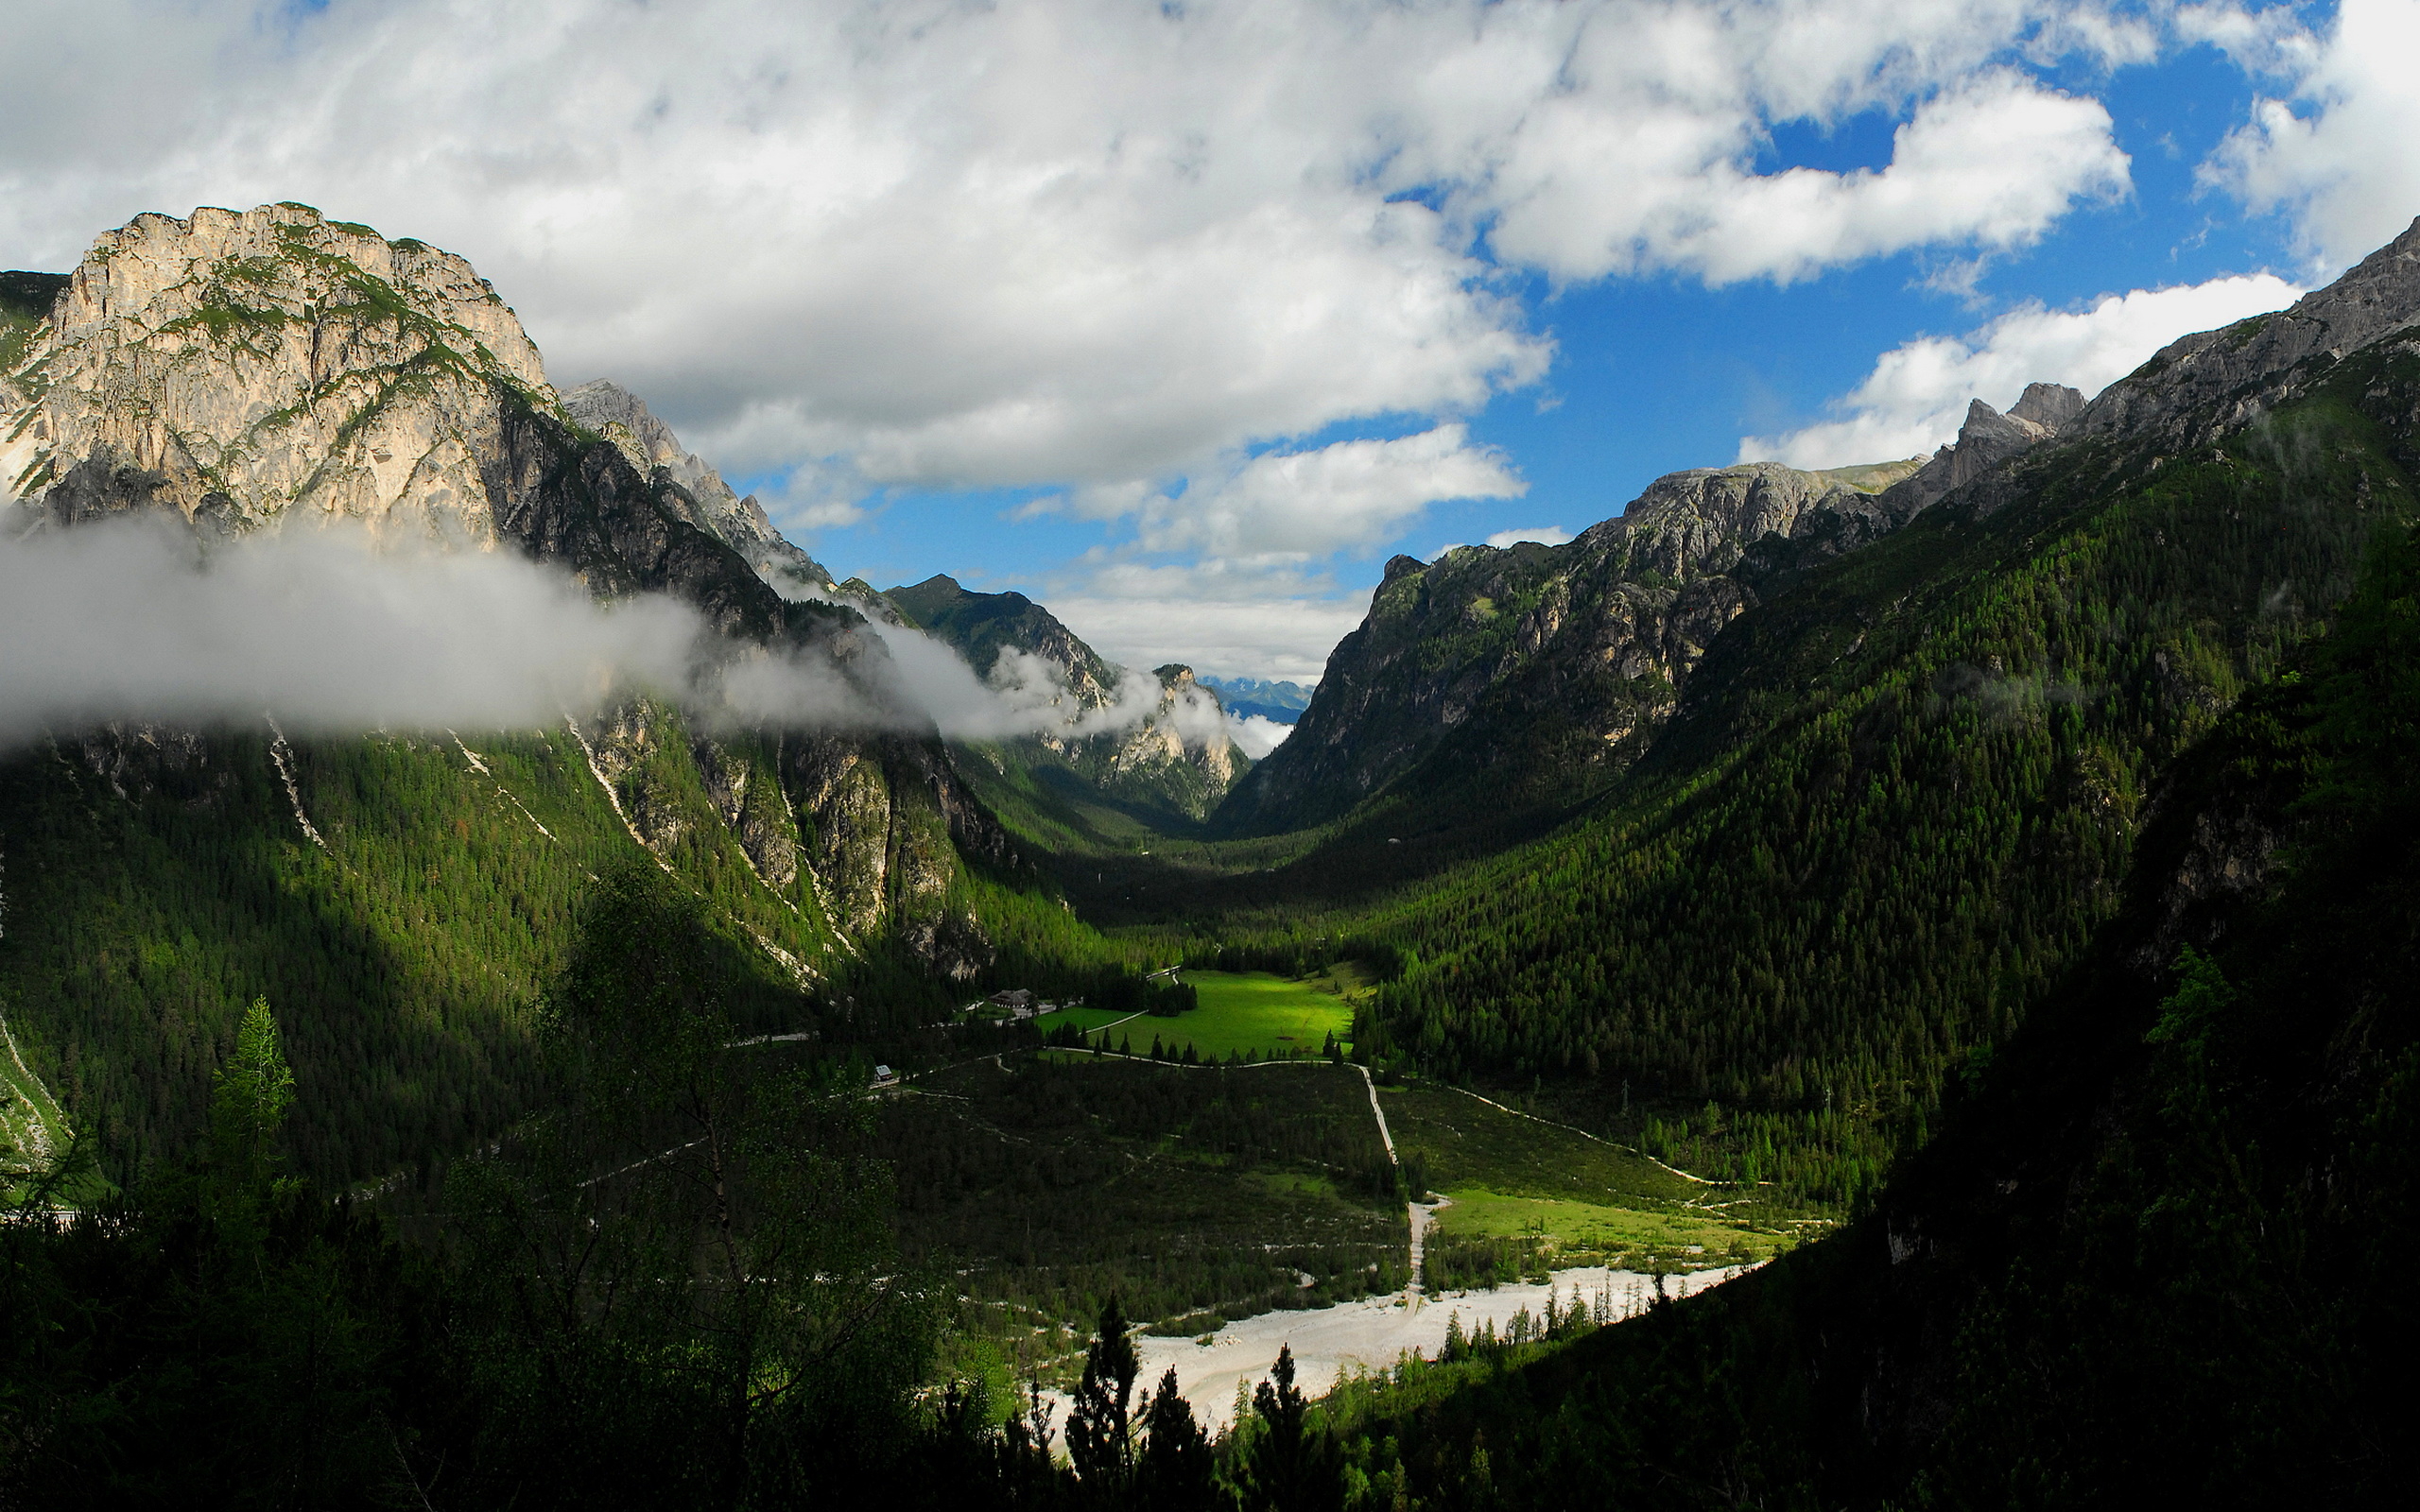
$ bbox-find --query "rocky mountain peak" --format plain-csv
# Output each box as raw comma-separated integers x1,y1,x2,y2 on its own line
3,203,555,540
2009,381,2084,430
560,379,828,586
1219,381,2103,835
1870,380,2080,520
2081,215,2420,447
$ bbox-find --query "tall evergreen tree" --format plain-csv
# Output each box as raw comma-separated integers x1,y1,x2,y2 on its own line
209,997,294,1189
1236,1345,1341,1512
1064,1296,1139,1494
1133,1367,1217,1510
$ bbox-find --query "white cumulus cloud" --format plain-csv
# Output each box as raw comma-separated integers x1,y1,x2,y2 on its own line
0,0,2148,507
1093,425,1527,561
1738,272,2303,467
1226,714,1294,761
1485,525,1572,548
2195,0,2420,272
1044,559,1375,685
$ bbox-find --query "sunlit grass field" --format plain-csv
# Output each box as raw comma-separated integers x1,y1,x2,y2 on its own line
1429,1190,1777,1266
1051,970,1356,1057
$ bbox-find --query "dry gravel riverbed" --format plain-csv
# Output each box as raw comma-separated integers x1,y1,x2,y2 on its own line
1052,1264,1752,1433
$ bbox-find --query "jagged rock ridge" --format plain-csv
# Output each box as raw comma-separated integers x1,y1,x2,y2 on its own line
1216,380,2097,836
560,379,833,590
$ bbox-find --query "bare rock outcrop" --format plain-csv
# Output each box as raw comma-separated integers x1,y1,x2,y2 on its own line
2079,216,2420,450
3,204,545,541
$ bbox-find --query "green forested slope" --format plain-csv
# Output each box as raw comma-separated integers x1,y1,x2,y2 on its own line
1181,347,2420,1203
0,719,816,1186
1308,507,2420,1510
0,699,1165,1191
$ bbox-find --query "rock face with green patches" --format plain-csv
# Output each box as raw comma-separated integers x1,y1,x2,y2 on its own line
1,203,551,536
882,573,1252,824
1214,380,2100,835
1216,455,1929,833
0,205,1018,1074
2076,215,2420,451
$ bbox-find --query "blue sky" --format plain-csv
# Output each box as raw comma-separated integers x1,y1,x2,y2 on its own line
781,22,2327,673
7,2,2417,681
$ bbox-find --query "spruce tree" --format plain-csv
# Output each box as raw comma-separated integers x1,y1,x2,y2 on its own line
1065,1296,1139,1492
209,996,294,1187
1134,1367,1216,1510
1236,1345,1341,1511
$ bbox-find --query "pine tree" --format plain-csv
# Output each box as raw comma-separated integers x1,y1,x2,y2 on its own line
1236,1344,1341,1511
210,996,294,1186
1134,1366,1217,1510
1066,1296,1139,1492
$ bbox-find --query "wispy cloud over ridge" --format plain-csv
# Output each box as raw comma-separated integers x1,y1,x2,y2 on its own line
0,521,1251,752
0,521,870,746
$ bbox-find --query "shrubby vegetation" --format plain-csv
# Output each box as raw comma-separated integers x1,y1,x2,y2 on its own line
0,874,1399,1506
886,1054,1405,1363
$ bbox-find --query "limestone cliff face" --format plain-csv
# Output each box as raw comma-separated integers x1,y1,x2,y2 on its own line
0,204,1009,968
559,379,832,590
2,204,544,539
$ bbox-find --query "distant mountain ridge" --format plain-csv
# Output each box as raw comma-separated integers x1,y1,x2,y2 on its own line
1213,379,2095,837
1200,676,1313,725
878,573,1250,828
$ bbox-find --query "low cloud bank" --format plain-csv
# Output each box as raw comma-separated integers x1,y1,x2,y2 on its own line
1226,714,1293,761
0,521,880,747
0,521,1270,759
856,624,1167,743
850,599,1263,756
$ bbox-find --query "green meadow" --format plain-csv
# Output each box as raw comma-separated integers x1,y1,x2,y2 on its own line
1053,969,1357,1058
1383,1084,1806,1282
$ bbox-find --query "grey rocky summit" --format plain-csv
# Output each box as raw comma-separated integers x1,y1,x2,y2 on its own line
1219,383,2087,835
3,204,548,538
561,379,833,593
2080,215,2420,448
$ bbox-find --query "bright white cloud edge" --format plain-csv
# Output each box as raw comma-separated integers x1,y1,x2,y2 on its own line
1738,273,2305,469
1,0,2148,501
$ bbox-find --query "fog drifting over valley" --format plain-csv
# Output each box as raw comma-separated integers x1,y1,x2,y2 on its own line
0,521,1275,756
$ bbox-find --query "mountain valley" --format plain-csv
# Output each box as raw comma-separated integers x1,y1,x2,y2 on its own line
5,203,2418,1509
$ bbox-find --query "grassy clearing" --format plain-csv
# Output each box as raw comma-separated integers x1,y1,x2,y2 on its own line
1433,1190,1775,1265
1384,1085,1691,1206
1384,1082,1807,1284
886,1055,1406,1388
1064,971,1357,1058
1,1011,86,1202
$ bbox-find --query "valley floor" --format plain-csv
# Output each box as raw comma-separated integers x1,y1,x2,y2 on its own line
1063,1263,1751,1433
